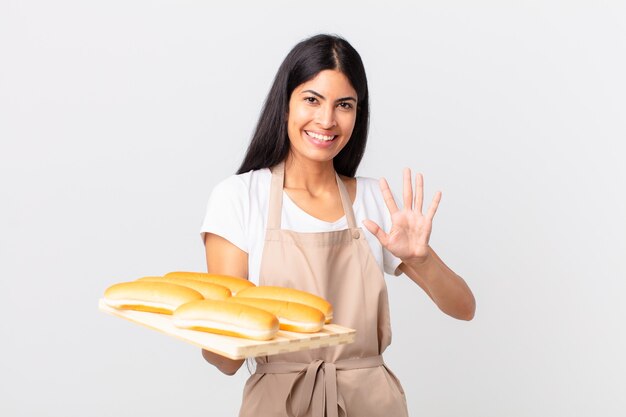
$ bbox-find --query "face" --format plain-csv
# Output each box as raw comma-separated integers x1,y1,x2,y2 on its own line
286,69,358,164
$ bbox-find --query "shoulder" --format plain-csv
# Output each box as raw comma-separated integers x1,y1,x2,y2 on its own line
354,175,391,218
356,175,383,199
211,168,271,198
202,169,271,238
338,175,381,195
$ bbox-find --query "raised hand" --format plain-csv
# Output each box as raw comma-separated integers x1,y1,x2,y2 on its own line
363,168,442,263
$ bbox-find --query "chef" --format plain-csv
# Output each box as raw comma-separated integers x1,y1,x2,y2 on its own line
200,34,476,417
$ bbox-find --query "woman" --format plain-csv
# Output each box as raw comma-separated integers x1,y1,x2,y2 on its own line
200,34,475,417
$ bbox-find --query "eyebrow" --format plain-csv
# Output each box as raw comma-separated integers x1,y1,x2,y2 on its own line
301,89,357,102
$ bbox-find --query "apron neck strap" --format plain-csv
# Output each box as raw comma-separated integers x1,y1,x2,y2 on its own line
267,161,286,230
334,170,358,230
268,161,358,230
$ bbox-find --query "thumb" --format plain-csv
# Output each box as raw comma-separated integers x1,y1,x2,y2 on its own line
362,219,389,246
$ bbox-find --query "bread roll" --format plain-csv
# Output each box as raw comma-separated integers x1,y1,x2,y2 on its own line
136,276,231,300
235,286,333,323
164,271,255,295
103,281,203,314
173,300,279,340
227,297,324,333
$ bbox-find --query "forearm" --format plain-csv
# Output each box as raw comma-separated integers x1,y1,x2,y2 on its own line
399,246,476,321
201,233,248,374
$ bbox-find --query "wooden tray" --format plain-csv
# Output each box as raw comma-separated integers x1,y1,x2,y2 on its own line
99,299,355,359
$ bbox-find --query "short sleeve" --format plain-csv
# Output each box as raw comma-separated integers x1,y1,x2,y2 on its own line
200,175,249,253
381,205,403,276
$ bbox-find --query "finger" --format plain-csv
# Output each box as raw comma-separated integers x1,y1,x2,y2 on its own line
362,219,389,247
379,177,399,214
403,168,413,210
426,191,442,221
414,172,424,214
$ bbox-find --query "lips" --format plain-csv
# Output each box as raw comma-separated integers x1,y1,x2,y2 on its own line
305,130,336,142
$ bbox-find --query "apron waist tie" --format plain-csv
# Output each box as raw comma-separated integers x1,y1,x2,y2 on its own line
255,355,384,417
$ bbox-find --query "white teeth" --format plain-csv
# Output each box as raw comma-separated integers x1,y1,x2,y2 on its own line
307,131,335,141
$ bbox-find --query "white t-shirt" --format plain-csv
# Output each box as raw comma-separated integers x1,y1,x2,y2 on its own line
200,168,402,285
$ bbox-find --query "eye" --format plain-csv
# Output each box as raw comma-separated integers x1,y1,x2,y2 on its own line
304,96,318,104
338,101,354,110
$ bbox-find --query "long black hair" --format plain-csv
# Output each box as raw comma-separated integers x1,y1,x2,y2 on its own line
236,34,369,177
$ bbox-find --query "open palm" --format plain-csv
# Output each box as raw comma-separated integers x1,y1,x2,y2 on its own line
363,168,442,263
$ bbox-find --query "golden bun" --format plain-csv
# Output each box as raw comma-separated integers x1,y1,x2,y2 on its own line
164,272,255,295
103,281,203,314
235,286,333,323
173,300,279,340
227,297,324,333
136,276,231,300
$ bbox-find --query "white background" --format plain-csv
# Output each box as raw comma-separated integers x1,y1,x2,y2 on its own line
1,1,625,416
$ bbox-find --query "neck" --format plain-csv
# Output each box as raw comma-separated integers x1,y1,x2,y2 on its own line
282,153,337,193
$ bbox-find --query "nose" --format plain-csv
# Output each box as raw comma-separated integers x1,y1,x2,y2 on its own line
316,103,337,129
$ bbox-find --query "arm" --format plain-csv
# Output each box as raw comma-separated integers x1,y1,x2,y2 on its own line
200,232,248,375
398,246,475,321
363,168,476,321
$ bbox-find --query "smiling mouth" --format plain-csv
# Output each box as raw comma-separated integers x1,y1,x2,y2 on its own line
305,130,337,142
